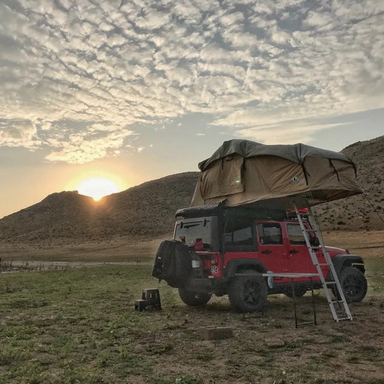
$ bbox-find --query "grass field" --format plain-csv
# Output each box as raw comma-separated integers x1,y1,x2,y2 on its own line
1,259,384,384
0,230,383,264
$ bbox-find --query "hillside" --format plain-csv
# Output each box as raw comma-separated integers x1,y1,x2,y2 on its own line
313,135,384,231
0,136,383,243
95,172,199,238
0,172,199,242
0,192,96,241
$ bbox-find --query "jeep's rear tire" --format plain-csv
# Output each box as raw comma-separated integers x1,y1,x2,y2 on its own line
178,288,211,306
228,274,267,313
333,266,367,303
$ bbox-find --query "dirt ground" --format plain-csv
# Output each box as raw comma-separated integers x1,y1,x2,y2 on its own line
323,230,384,258
0,237,164,262
0,264,383,383
151,294,384,384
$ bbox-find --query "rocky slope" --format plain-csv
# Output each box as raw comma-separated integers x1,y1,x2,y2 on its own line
313,135,384,231
0,172,199,242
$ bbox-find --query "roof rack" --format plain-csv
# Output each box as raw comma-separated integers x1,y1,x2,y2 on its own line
175,204,287,221
286,209,309,220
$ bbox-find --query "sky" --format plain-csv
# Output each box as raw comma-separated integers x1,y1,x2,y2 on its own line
0,0,384,218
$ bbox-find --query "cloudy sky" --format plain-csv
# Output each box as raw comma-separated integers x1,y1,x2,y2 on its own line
1,0,384,217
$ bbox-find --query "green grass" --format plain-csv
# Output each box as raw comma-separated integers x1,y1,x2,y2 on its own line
1,265,384,383
0,266,163,383
365,257,384,293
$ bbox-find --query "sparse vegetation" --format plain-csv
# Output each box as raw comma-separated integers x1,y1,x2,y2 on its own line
1,260,384,384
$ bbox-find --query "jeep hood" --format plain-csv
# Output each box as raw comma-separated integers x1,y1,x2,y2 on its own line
325,246,348,256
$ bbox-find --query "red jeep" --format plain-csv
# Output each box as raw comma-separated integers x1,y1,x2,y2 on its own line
153,204,367,313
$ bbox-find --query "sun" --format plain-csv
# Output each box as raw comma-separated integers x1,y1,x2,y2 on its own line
76,177,120,201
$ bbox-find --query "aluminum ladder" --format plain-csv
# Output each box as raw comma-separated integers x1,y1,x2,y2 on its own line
293,203,353,322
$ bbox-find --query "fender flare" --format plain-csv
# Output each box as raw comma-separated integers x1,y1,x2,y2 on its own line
331,254,365,276
225,259,267,277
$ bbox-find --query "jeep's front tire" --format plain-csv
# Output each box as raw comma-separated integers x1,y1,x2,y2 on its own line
333,266,367,303
178,288,211,306
228,273,267,313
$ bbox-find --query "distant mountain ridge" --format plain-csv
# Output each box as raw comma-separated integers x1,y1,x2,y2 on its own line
0,172,199,242
0,136,383,243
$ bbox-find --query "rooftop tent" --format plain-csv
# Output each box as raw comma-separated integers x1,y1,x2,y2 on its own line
191,139,363,210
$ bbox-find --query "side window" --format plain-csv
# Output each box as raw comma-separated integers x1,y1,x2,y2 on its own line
257,223,282,245
287,224,306,245
224,221,256,251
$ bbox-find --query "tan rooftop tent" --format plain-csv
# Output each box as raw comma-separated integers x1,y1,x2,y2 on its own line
191,139,362,210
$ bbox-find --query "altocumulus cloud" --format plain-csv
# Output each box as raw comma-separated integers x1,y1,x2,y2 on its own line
0,0,384,162
0,120,39,148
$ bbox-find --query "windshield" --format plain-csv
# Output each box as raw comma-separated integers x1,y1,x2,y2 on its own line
174,216,219,251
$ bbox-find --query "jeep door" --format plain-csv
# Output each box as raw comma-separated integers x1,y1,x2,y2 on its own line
223,219,258,266
285,223,325,281
256,222,288,273
285,223,314,276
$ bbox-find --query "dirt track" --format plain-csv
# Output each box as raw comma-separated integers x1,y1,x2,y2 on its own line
0,260,151,273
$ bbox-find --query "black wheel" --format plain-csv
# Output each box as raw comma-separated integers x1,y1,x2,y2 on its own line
178,288,211,306
333,267,367,303
284,284,307,298
228,274,267,313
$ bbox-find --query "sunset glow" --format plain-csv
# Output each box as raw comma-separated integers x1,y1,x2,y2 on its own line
76,178,120,201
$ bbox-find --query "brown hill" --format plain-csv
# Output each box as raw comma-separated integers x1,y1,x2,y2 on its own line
0,136,383,243
94,172,199,238
313,135,384,231
0,172,199,242
0,192,96,242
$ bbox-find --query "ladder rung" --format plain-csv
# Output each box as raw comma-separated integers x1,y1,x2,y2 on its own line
336,317,353,322
317,263,329,266
305,228,318,232
325,281,337,285
331,300,346,304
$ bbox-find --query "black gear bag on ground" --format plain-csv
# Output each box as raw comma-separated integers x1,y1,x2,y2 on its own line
152,240,192,287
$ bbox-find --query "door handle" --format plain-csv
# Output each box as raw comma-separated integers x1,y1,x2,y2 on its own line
290,249,299,254
261,249,271,254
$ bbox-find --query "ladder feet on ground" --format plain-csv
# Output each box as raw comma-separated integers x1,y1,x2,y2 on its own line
293,203,353,322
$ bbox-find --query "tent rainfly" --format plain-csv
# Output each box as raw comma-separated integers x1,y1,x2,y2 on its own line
191,139,363,210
